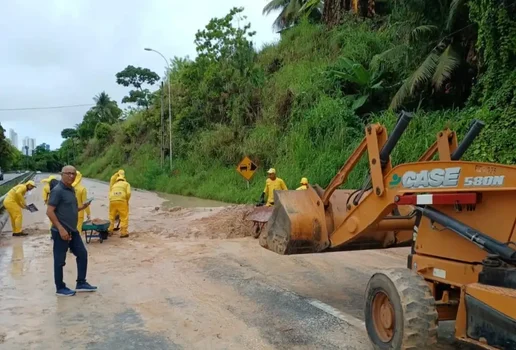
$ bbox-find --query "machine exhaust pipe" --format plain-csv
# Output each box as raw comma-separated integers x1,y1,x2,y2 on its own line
451,119,485,160
415,206,516,263
380,111,414,169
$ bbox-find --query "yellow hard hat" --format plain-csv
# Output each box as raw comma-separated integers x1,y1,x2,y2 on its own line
26,180,36,187
267,168,276,174
300,177,308,185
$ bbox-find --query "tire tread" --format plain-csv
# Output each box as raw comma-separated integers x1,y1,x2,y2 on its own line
366,268,438,350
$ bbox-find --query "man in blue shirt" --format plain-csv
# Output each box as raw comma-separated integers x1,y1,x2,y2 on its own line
46,165,97,296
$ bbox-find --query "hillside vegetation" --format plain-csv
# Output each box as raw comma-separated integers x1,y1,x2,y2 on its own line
56,1,516,204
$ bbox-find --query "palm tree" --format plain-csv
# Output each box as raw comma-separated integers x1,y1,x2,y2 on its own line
263,0,323,32
386,0,473,110
92,92,121,124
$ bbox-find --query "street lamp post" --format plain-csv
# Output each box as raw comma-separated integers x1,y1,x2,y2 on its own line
144,47,172,169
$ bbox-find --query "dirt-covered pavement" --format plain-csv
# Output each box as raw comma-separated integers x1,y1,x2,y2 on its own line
0,174,467,350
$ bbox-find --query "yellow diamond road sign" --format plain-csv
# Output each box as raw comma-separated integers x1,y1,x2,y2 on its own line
237,156,258,181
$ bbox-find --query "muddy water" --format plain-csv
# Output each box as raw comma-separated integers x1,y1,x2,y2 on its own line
157,192,231,208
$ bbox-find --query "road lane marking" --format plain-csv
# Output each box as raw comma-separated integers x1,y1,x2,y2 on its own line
274,285,366,330
307,299,365,329
253,276,367,331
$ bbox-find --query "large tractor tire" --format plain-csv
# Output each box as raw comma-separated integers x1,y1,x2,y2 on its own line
364,268,438,350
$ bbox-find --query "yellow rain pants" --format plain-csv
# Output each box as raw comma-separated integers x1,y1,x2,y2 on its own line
108,178,131,236
108,201,129,235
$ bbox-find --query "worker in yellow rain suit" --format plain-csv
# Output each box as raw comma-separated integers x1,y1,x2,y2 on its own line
258,168,288,207
41,175,57,204
109,169,125,229
41,175,58,231
296,177,309,190
3,180,37,236
110,169,125,190
108,175,131,238
72,171,91,233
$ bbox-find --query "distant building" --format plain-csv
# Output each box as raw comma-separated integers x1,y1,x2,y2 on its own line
22,137,36,156
40,143,51,151
22,137,30,155
8,129,18,149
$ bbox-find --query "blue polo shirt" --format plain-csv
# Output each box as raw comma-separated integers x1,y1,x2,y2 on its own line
48,181,79,232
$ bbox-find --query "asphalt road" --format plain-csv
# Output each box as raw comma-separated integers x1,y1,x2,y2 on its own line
0,173,20,186
0,176,472,349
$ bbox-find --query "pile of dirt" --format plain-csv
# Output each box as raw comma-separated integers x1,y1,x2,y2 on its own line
195,204,256,239
129,204,259,240
91,218,110,225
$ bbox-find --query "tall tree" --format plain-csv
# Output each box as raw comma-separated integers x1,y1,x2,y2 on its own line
61,128,77,139
322,0,377,27
387,0,475,110
93,92,122,124
115,65,160,109
0,123,13,169
263,0,322,31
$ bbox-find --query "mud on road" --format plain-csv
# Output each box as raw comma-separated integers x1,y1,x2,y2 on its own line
0,175,468,349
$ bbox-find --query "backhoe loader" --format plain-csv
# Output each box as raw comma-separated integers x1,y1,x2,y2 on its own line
259,112,516,349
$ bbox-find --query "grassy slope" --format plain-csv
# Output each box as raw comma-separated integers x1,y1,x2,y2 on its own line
78,21,504,204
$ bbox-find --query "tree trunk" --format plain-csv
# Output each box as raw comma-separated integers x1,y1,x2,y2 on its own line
323,0,375,27
368,0,376,17
323,0,346,28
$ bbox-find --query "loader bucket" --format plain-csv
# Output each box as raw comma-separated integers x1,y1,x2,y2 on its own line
260,186,415,255
260,187,329,255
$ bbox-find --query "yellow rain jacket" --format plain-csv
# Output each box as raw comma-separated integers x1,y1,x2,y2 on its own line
4,181,34,234
72,171,91,232
263,177,288,207
110,169,125,190
41,175,57,204
108,176,131,236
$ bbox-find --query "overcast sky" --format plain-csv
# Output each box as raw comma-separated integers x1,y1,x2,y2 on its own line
0,0,279,150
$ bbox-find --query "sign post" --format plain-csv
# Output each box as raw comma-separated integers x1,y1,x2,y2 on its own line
236,156,258,189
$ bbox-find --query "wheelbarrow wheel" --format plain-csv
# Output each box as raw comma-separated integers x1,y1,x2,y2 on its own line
252,222,263,239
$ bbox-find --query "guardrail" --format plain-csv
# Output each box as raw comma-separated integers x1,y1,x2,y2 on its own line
0,172,36,211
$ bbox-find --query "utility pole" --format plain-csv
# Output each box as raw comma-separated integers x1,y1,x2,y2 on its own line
144,47,173,169
160,81,164,168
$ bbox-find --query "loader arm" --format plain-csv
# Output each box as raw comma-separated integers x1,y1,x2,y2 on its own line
322,137,368,207
322,123,467,207
322,111,414,207
329,161,516,249
418,128,457,162
260,115,487,255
